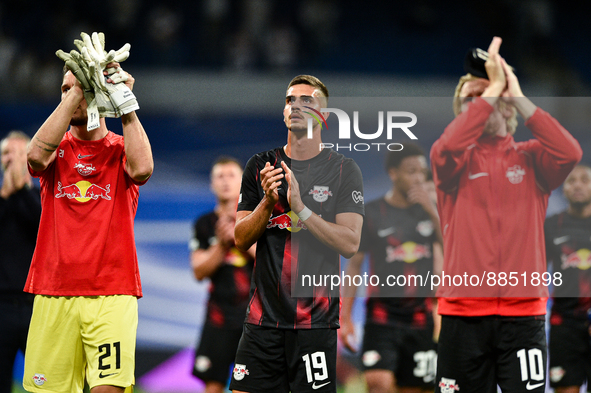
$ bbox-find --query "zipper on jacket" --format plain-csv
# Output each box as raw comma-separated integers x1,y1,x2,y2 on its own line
493,149,503,308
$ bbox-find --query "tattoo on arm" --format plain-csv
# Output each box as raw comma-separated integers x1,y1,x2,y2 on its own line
34,136,58,152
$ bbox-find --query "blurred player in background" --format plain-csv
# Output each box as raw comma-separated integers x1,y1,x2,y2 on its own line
545,164,591,393
424,170,437,205
230,75,364,393
22,56,152,393
0,131,41,393
340,143,441,393
431,36,581,393
190,156,255,393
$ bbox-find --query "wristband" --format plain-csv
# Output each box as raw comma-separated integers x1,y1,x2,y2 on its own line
296,206,313,221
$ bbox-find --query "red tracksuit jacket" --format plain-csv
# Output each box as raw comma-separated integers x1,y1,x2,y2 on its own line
430,97,582,316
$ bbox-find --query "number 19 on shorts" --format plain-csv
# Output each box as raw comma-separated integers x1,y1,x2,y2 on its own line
302,352,331,389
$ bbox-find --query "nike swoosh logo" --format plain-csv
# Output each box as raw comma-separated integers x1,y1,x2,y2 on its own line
99,371,118,378
526,381,544,390
312,381,331,390
468,172,489,180
553,235,570,245
78,154,93,159
377,227,395,237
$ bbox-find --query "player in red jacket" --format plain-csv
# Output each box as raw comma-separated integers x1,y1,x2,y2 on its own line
430,37,582,393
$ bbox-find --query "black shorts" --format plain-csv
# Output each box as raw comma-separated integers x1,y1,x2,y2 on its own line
361,323,437,388
436,315,546,393
549,319,591,388
229,323,337,393
193,323,243,384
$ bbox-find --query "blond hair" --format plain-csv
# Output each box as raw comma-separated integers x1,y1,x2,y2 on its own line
1,130,30,151
453,73,517,135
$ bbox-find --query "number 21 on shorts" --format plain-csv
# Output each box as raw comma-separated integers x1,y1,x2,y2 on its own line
98,342,121,378
302,351,331,389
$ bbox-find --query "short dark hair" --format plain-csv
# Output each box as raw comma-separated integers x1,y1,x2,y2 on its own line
287,75,329,100
210,155,242,175
384,143,425,170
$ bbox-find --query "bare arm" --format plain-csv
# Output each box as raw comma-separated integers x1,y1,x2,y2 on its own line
114,70,153,183
339,251,365,352
234,162,284,251
27,85,84,172
191,245,228,281
122,111,153,182
191,215,236,280
282,161,362,258
299,211,363,259
234,204,273,252
246,244,256,260
432,298,441,343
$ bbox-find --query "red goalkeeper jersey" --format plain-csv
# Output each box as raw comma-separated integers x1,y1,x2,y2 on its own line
25,131,148,297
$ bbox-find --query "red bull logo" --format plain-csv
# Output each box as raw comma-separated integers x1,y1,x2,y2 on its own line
33,373,47,386
233,364,249,381
73,161,96,176
439,378,460,392
506,165,525,184
266,211,307,232
386,241,431,263
55,181,111,202
309,185,333,202
561,248,591,270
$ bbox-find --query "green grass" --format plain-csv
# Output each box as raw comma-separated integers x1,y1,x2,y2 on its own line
15,380,363,393
13,383,151,393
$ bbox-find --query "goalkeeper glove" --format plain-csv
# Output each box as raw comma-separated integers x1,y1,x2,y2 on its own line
79,32,139,116
55,49,103,131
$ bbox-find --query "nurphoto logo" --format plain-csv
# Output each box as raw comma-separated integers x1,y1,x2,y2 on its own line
306,107,418,152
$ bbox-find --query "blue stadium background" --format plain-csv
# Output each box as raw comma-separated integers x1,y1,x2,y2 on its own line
2,1,591,391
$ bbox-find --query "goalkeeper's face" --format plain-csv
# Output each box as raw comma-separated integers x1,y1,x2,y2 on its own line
61,71,88,126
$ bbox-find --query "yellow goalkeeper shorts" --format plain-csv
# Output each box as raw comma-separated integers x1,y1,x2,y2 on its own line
23,295,137,393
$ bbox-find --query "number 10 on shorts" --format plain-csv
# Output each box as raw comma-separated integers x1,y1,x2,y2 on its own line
302,351,330,388
517,348,544,389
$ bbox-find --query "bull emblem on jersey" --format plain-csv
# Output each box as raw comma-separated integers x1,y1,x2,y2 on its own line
309,186,332,202
506,165,525,184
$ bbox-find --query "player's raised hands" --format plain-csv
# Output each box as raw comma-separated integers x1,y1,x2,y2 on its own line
484,36,507,93
501,57,537,120
215,214,236,248
501,58,524,100
77,32,139,117
408,183,434,212
281,161,304,214
260,162,283,205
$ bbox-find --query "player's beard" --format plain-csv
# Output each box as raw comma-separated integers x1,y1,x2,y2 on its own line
291,118,312,134
569,199,591,210
290,124,307,133
70,112,88,126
